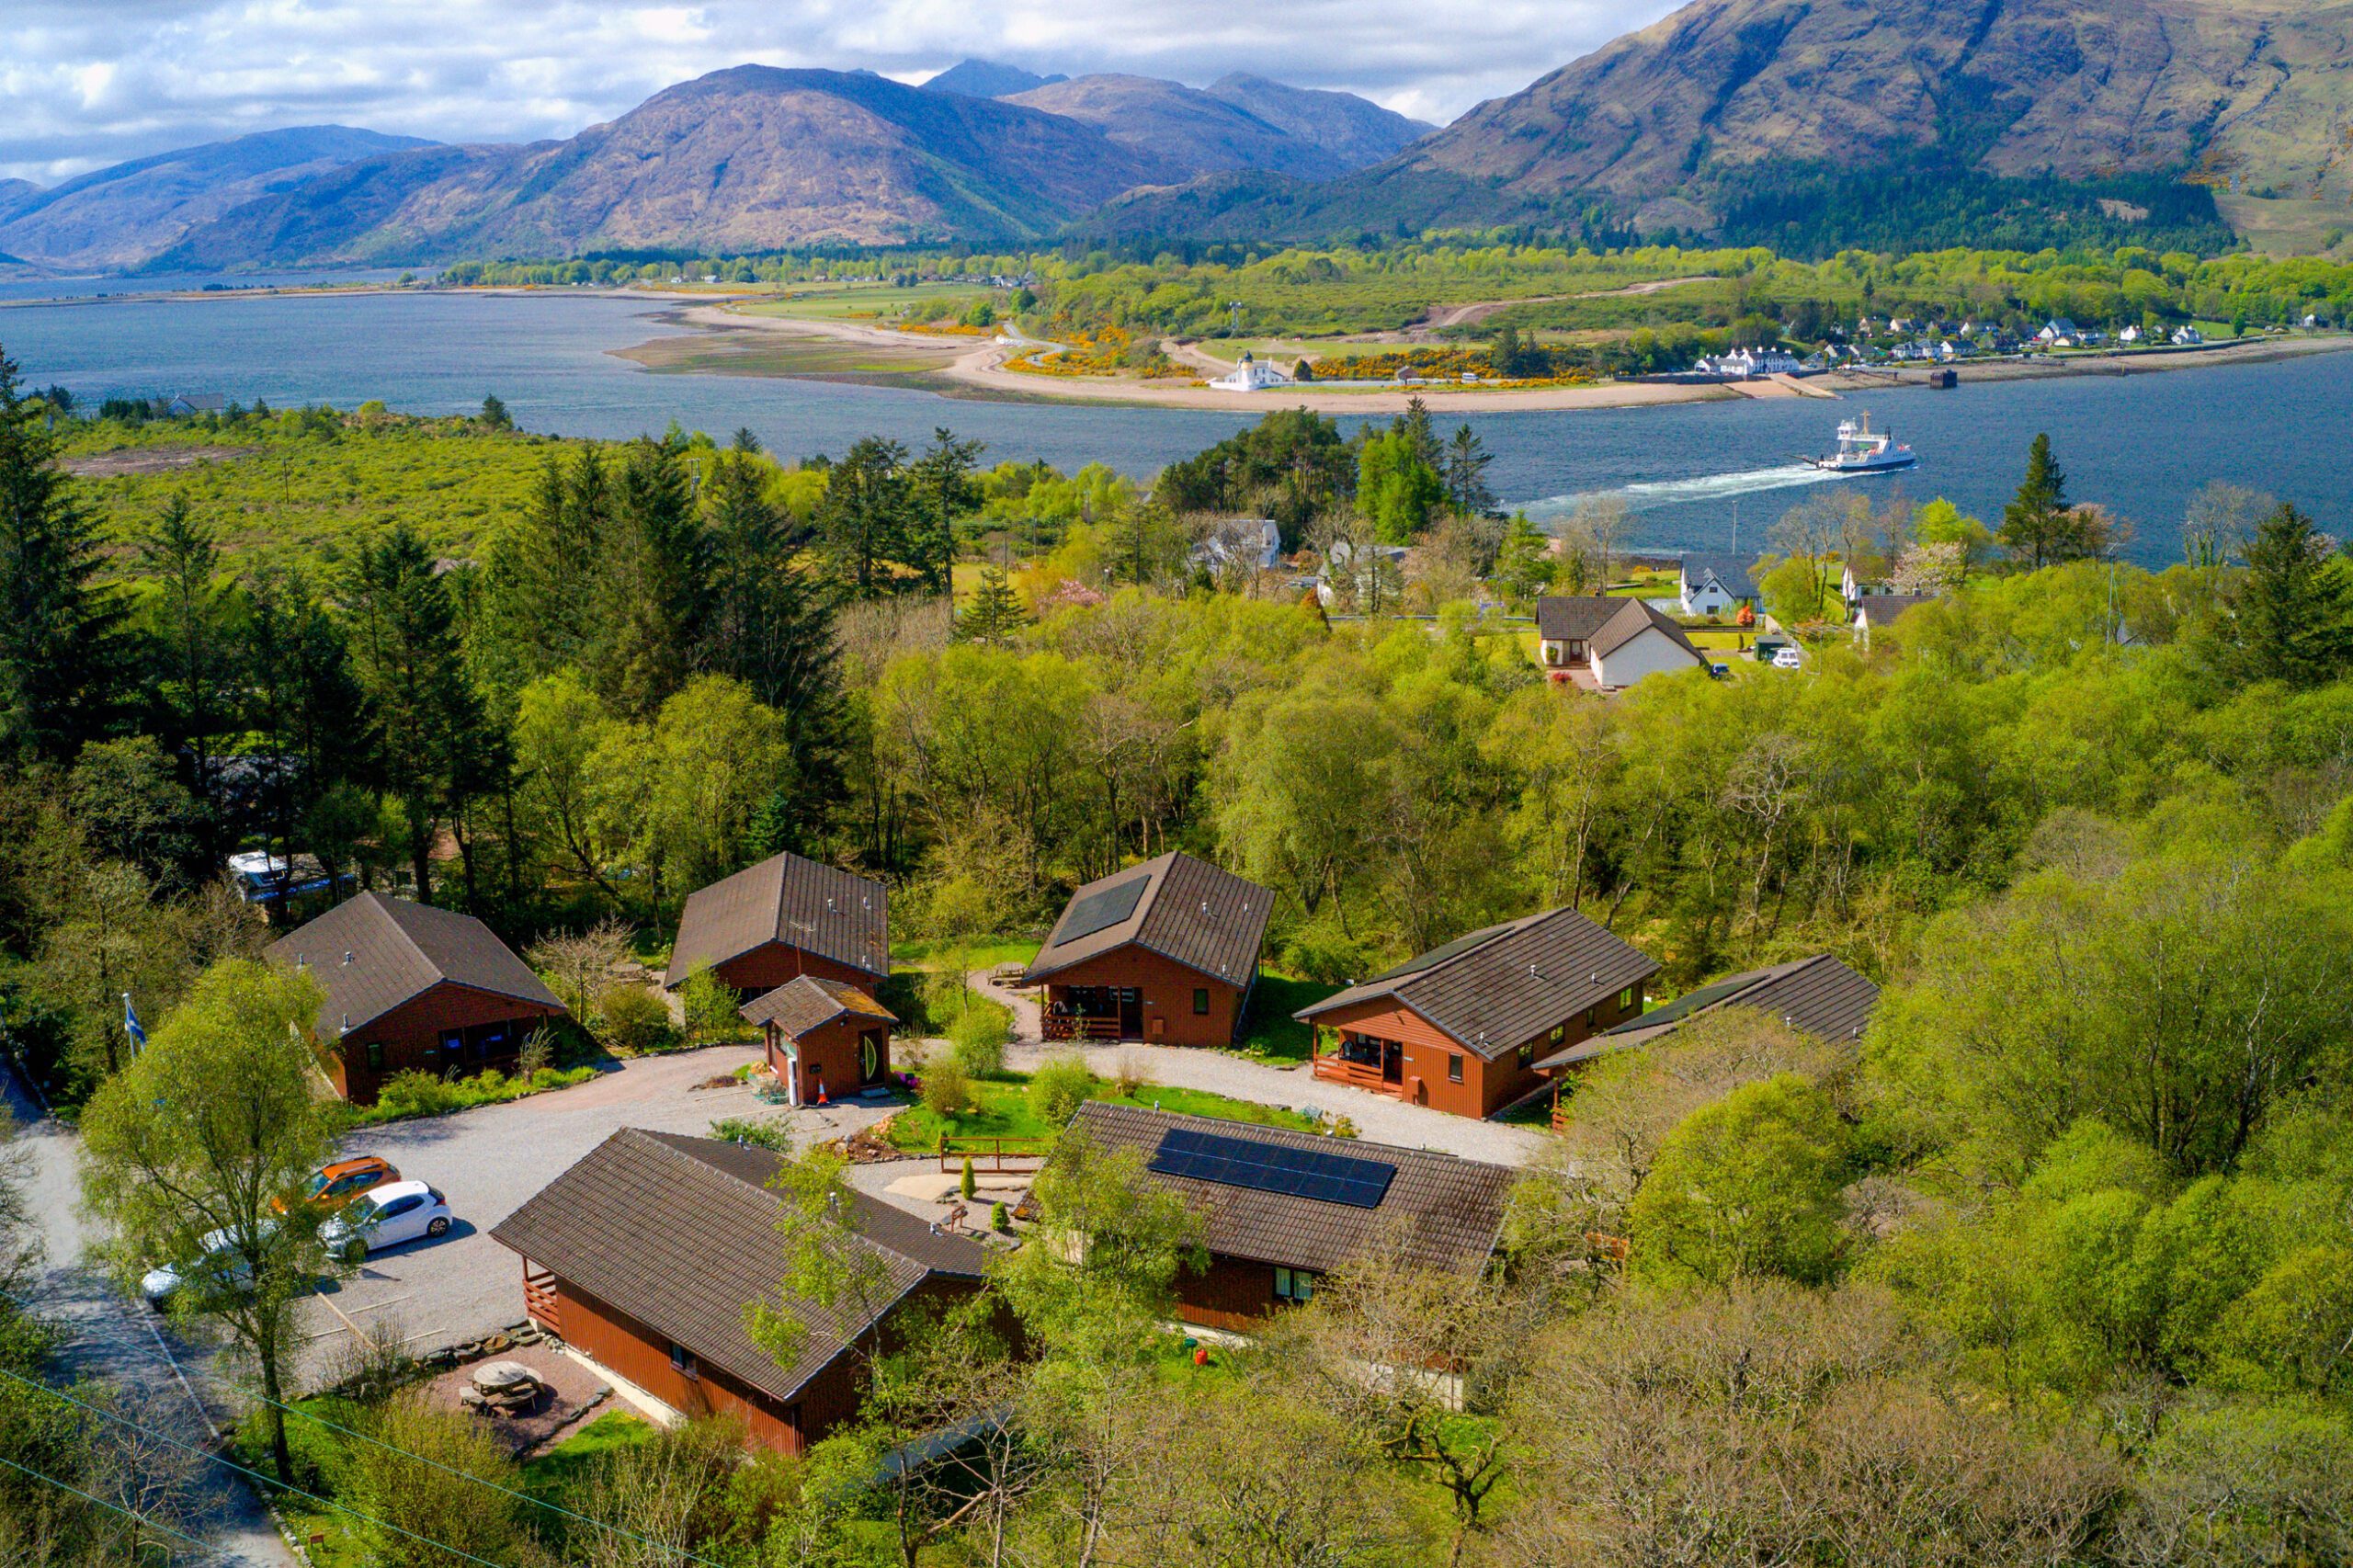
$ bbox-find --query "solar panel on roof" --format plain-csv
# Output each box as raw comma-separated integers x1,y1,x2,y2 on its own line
1055,873,1151,945
1363,919,1517,984
1147,1127,1397,1209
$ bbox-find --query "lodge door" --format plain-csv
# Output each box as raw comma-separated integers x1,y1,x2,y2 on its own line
858,1030,884,1085
1118,988,1142,1039
1382,1041,1403,1084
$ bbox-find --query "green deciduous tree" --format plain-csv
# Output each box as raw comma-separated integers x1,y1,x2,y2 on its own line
1630,1072,1850,1287
77,960,338,1484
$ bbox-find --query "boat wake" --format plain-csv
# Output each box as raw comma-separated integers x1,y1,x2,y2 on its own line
1518,463,1848,524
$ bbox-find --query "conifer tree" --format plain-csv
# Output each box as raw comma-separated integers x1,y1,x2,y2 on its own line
1999,433,2074,568
594,438,707,720
139,494,233,836
956,565,1030,647
818,436,912,597
2228,502,2353,687
1444,425,1497,517
0,345,131,760
908,428,984,595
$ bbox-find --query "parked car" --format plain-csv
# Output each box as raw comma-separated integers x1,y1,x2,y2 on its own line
1709,663,1732,680
1771,646,1805,670
275,1154,399,1215
142,1222,272,1308
320,1181,455,1262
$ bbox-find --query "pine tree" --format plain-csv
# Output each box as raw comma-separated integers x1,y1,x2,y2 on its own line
2000,433,2075,569
908,428,984,595
0,346,131,761
593,439,708,720
2230,503,2353,687
1394,396,1440,472
344,526,495,900
138,494,235,848
817,436,912,598
241,565,366,901
478,393,514,430
1444,425,1497,517
956,565,1030,646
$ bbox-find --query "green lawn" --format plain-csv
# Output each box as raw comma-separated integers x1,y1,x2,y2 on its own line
1236,973,1343,1062
519,1410,654,1509
886,1069,1317,1152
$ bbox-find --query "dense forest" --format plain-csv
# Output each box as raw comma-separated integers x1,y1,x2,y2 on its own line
5,331,2353,1564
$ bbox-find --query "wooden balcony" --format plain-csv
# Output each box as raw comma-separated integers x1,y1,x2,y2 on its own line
1041,1014,1123,1042
1312,1054,1400,1095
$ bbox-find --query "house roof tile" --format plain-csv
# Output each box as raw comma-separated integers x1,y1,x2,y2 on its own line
1534,952,1881,1069
740,974,897,1036
1296,905,1659,1060
490,1129,987,1405
666,852,889,988
1020,851,1270,988
265,892,564,1039
1064,1103,1514,1278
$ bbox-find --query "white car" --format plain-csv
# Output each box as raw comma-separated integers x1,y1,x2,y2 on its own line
320,1181,455,1261
1771,646,1805,670
142,1222,270,1308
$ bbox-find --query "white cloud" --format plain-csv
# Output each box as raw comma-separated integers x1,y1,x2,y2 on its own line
0,0,1679,184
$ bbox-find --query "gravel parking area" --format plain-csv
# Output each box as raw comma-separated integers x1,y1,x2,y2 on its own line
297,1045,897,1382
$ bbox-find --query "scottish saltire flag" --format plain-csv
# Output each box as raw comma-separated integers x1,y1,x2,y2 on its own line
123,994,147,1053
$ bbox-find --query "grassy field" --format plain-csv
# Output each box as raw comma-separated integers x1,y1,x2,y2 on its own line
1235,973,1342,1062
735,281,991,323
886,1067,1319,1152
615,324,959,383
518,1409,654,1505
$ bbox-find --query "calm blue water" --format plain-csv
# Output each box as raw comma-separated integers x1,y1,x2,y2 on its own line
4,286,2348,567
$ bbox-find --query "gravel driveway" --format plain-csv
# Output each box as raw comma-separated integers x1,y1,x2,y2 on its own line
299,1045,896,1381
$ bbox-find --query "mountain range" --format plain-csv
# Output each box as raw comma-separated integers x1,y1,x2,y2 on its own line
13,0,2353,272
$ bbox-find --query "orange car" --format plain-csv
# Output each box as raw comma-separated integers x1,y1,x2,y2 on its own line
276,1156,400,1214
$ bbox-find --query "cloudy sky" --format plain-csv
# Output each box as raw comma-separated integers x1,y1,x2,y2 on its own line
3,0,1680,185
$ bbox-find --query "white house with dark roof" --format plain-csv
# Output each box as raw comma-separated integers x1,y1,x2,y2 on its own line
1534,596,1710,689
1678,555,1759,617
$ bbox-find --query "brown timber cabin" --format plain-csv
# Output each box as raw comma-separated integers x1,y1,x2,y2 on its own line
265,892,569,1104
493,1129,990,1454
1296,905,1658,1119
1021,851,1271,1048
665,851,888,996
1063,1103,1515,1329
740,974,897,1107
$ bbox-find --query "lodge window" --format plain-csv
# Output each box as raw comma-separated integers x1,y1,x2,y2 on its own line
1618,986,1635,1011
1275,1267,1317,1302
364,1040,384,1071
1517,1040,1535,1068
1549,1024,1564,1043
669,1343,699,1379
1448,1053,1464,1084
438,1029,462,1053
1192,987,1210,1016
1585,1006,1597,1028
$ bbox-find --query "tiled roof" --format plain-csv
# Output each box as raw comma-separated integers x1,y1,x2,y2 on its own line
1296,905,1659,1061
1680,554,1759,600
266,892,565,1038
1065,1104,1513,1278
1535,952,1881,1069
1535,596,1706,665
490,1130,986,1405
666,851,888,987
1854,593,1938,626
1020,851,1270,988
740,974,897,1036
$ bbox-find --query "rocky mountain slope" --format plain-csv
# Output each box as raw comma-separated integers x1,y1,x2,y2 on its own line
1202,74,1433,168
1402,0,2353,225
922,59,1068,98
152,68,1165,266
0,126,433,271
1005,74,1349,182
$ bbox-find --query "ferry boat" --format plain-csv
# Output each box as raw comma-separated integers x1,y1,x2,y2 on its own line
1802,415,1917,474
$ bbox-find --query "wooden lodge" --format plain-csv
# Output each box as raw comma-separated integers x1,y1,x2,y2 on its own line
666,850,888,997
1020,851,1271,1049
1295,906,1658,1119
740,975,896,1107
265,892,569,1104
1063,1103,1514,1330
493,1130,990,1455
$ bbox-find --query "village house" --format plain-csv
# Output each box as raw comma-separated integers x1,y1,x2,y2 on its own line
1852,592,1940,645
1677,554,1759,618
2173,325,2205,346
1692,347,1802,379
1840,562,1897,604
1208,352,1292,392
1062,1104,1514,1328
1188,516,1282,574
1296,904,1658,1118
741,975,896,1107
265,892,568,1103
1535,952,1881,1074
1022,851,1270,1047
1534,596,1709,689
666,850,888,997
494,1130,991,1454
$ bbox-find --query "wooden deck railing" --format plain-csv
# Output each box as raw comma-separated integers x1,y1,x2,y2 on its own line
1040,1015,1123,1042
1311,1055,1396,1093
521,1267,561,1335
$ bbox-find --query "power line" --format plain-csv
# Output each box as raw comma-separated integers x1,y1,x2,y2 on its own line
0,1449,239,1566
259,1393,727,1568
0,1362,518,1568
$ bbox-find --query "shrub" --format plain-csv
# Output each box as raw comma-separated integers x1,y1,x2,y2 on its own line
1029,1052,1098,1128
374,1070,460,1120
680,964,743,1045
991,1201,1010,1233
596,983,674,1054
516,1024,553,1080
922,1054,973,1120
949,1003,1011,1076
1329,1114,1359,1140
709,1117,792,1151
960,1155,977,1199
1112,1049,1153,1096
